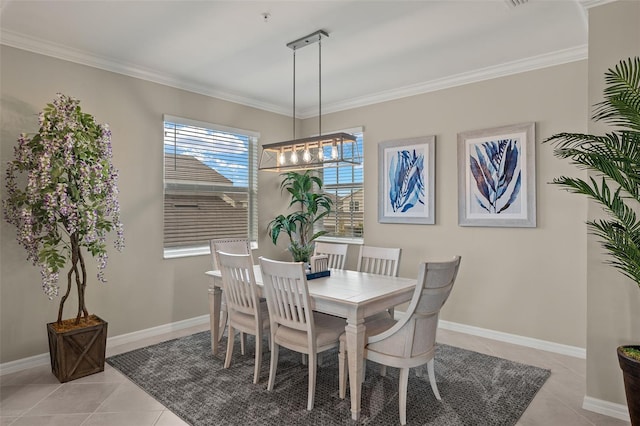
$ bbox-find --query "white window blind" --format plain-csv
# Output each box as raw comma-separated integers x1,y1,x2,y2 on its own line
163,115,258,254
321,129,364,239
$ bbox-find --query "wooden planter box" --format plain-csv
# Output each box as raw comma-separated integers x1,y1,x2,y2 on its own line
47,315,108,383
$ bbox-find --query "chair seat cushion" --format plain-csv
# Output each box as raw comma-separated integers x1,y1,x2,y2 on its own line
229,300,269,331
366,310,393,322
339,314,396,344
313,313,347,345
364,315,396,337
275,312,346,348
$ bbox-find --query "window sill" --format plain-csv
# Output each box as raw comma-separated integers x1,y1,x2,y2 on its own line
164,246,210,259
163,241,259,259
316,236,364,245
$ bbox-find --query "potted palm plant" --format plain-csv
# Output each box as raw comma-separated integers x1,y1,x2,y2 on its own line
545,56,640,424
267,170,332,263
3,93,124,382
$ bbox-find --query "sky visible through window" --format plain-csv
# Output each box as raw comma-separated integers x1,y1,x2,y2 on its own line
164,122,250,187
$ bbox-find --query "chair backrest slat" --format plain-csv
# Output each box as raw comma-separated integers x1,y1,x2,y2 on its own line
357,245,401,277
313,242,348,270
218,251,261,319
259,257,313,333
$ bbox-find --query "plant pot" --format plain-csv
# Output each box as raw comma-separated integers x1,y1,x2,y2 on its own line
618,345,640,425
47,315,108,383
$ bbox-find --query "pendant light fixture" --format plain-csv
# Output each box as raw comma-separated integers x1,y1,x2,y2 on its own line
258,30,361,171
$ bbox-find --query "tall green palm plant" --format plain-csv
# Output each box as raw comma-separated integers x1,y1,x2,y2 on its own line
545,56,640,288
268,170,332,262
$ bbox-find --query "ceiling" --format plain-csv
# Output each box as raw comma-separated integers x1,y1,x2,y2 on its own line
1,1,597,118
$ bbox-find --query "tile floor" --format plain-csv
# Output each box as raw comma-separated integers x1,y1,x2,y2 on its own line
0,323,631,426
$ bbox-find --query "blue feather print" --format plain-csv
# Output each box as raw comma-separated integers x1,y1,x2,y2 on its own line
469,139,521,214
389,149,425,213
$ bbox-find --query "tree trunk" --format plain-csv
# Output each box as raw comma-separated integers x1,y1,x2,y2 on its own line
57,233,89,325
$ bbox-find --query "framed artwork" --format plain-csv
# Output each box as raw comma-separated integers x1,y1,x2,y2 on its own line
378,135,435,224
457,122,536,227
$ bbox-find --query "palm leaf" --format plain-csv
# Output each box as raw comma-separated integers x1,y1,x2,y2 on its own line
547,131,640,203
593,57,640,132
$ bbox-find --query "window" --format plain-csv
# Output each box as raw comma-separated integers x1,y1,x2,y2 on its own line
321,128,364,240
163,115,258,257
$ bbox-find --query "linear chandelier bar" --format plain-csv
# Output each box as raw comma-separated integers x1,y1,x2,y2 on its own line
259,132,360,172
259,29,362,172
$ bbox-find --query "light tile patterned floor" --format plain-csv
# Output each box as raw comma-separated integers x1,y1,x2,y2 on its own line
0,323,631,425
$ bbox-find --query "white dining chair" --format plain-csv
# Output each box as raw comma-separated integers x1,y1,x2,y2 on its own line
217,251,269,384
211,238,252,270
259,256,347,411
313,241,348,270
209,238,252,342
339,256,461,425
356,245,401,277
357,245,402,319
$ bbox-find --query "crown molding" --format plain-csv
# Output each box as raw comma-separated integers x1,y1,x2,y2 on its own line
301,44,588,118
0,29,291,117
579,0,620,10
2,28,586,120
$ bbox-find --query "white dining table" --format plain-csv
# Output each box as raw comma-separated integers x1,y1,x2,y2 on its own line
205,265,416,421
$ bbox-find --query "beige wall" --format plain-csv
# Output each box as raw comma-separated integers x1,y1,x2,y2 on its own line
305,61,589,347
1,46,589,362
0,46,287,362
586,0,640,405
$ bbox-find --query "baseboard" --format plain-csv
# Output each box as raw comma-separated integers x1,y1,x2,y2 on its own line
0,352,51,376
0,316,587,374
436,319,586,359
582,396,631,422
0,314,209,376
104,314,209,351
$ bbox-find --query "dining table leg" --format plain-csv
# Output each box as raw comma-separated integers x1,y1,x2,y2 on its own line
208,280,223,355
345,317,366,421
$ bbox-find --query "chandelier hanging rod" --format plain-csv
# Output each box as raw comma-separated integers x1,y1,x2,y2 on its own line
258,29,361,171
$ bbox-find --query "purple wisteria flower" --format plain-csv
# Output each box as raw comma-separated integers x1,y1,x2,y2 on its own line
3,93,124,323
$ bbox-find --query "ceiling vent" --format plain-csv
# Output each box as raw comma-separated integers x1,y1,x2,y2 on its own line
504,0,528,7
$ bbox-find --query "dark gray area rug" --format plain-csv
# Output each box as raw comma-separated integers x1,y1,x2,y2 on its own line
106,331,550,425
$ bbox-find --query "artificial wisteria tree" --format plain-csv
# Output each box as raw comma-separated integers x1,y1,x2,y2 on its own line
3,93,124,325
